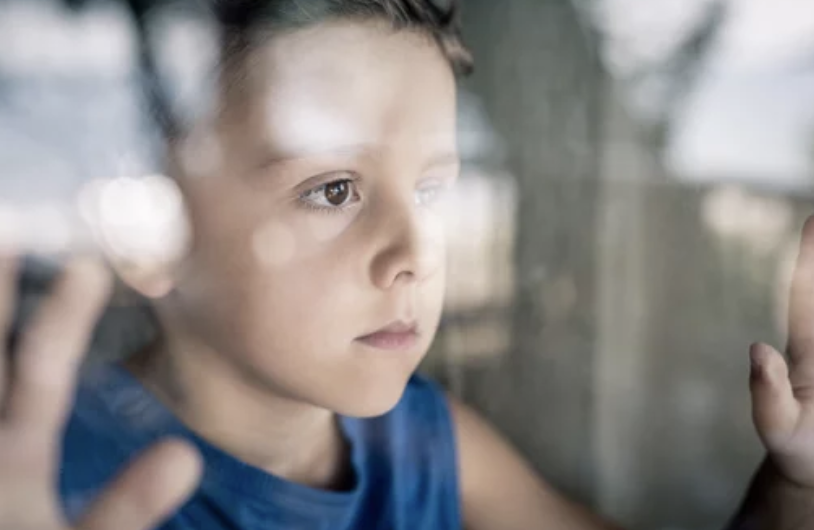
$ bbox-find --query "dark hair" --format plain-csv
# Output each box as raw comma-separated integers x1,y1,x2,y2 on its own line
214,0,473,77
129,0,472,145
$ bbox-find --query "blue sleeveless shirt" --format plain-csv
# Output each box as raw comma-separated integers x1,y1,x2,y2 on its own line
59,365,461,530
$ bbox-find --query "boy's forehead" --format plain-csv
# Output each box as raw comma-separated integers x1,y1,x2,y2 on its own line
219,20,457,159
259,95,457,160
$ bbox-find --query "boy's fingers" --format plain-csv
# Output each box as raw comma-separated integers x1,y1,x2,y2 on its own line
787,216,814,372
78,440,202,530
750,343,801,452
0,252,18,399
3,258,110,434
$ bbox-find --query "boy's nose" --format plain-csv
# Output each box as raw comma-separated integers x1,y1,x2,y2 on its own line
369,200,443,290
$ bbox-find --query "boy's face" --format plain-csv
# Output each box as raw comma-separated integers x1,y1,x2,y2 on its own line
166,20,458,416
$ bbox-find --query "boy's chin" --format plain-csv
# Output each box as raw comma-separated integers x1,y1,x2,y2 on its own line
322,379,411,418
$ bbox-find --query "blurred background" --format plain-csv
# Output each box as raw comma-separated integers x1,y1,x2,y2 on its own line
2,0,814,528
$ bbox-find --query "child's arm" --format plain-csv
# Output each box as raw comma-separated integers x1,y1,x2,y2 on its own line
453,395,814,530
0,257,201,530
454,216,814,530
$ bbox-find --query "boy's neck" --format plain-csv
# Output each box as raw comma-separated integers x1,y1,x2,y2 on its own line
124,335,353,492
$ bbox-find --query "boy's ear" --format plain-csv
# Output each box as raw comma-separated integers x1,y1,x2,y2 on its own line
113,261,176,299
78,175,191,300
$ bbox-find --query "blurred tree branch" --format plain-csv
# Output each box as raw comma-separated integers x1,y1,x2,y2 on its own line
574,0,727,147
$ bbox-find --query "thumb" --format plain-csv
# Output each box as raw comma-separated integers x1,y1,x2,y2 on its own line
77,439,203,530
750,342,801,451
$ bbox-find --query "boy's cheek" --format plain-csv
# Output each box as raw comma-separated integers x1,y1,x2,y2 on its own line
304,211,358,242
411,213,448,279
249,212,360,270
251,220,300,269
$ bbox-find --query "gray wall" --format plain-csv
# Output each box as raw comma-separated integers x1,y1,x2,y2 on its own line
425,1,806,529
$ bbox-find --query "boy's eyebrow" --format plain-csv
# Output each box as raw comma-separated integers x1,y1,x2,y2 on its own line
423,151,461,170
254,143,378,169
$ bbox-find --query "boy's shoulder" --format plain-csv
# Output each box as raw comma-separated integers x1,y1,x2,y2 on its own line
59,366,461,528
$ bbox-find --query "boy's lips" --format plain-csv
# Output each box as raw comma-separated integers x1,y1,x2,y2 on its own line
356,320,419,351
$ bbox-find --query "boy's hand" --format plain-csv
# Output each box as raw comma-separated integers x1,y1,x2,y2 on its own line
0,253,202,530
751,216,814,488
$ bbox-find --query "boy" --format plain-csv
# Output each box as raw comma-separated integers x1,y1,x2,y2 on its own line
1,1,814,529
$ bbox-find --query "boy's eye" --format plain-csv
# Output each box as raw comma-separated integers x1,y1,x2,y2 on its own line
415,181,451,208
324,181,352,206
300,178,361,210
415,187,439,207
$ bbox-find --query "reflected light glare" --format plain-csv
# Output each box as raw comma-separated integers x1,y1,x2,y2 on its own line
264,95,369,154
78,175,189,268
